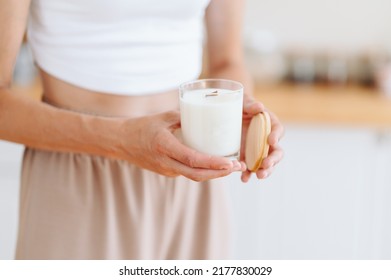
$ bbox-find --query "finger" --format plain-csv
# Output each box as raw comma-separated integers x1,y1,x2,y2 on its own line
241,170,252,183
256,166,274,179
268,111,284,146
261,147,284,169
157,131,234,170
166,156,237,182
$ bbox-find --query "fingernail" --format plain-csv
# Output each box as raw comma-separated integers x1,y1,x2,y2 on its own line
233,160,241,170
240,161,247,171
221,160,233,170
257,171,268,179
267,161,274,169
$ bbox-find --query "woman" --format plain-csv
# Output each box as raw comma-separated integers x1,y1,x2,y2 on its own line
0,0,284,259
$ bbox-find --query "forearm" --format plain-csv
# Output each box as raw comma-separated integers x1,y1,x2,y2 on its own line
0,88,124,159
205,0,254,100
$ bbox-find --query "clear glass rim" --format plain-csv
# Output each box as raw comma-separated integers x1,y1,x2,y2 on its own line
179,78,244,92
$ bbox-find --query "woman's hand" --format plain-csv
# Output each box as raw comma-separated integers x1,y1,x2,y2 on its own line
240,96,284,182
118,110,243,181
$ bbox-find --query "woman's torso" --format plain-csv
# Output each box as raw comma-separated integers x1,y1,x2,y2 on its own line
40,70,179,118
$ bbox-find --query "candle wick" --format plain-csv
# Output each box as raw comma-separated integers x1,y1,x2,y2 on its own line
205,90,219,97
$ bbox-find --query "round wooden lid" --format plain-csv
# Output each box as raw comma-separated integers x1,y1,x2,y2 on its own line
245,112,271,172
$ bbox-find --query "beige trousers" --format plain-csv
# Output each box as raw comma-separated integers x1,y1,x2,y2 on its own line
15,148,232,259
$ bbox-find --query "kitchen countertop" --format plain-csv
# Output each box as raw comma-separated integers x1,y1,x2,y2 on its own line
12,79,391,129
254,83,391,129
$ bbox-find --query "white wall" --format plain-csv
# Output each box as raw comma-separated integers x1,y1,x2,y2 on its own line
244,0,391,51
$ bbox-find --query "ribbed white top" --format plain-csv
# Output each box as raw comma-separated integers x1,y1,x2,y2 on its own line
27,0,210,95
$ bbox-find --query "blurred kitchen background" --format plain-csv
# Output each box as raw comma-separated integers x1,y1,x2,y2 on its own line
1,0,391,259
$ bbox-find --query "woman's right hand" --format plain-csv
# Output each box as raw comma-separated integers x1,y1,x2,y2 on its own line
118,110,243,181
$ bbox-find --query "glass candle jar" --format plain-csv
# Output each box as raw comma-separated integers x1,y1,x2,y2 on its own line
179,79,243,160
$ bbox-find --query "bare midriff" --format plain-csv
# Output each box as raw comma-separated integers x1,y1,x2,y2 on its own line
40,69,180,118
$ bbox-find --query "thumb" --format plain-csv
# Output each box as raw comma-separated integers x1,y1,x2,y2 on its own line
243,99,264,115
162,110,181,127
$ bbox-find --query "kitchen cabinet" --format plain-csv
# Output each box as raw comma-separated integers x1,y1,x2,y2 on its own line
229,125,391,259
0,141,23,260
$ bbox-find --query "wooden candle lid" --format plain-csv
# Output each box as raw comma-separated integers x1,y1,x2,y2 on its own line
245,112,272,172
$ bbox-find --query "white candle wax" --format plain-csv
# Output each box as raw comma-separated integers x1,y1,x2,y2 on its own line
180,88,243,157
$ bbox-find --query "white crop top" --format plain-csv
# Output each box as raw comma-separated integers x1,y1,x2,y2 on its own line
28,0,211,95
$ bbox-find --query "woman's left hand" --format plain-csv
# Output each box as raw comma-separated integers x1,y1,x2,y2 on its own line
240,96,284,182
